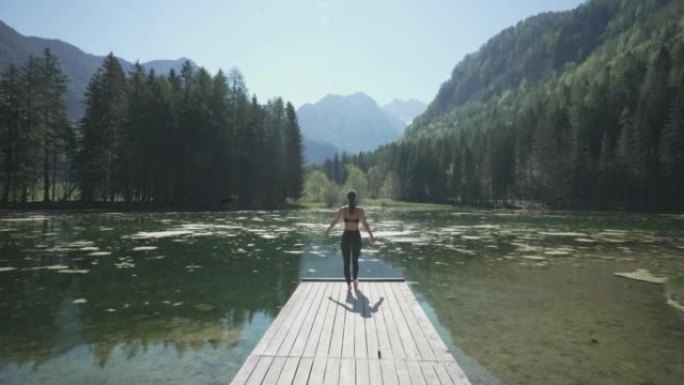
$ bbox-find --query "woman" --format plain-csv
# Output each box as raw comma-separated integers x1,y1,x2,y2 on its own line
324,190,374,291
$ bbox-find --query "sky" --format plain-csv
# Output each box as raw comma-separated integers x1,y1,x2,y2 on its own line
1,0,585,107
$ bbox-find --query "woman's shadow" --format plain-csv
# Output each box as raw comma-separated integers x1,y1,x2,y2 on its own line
328,288,384,319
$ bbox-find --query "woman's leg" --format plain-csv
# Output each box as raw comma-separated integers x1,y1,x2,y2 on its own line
351,234,361,281
341,238,352,283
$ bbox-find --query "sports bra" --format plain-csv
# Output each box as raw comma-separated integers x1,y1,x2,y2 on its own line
343,207,359,223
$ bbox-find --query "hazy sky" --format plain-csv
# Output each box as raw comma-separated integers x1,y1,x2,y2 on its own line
2,0,584,107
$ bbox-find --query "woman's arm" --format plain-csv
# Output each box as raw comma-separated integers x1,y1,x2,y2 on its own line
324,208,343,237
361,208,374,244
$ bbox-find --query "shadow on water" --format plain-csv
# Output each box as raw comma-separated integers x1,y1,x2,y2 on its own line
327,288,384,319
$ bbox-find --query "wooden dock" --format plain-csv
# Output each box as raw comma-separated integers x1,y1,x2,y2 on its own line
229,279,471,385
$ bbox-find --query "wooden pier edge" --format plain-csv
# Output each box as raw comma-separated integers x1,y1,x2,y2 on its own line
301,277,406,282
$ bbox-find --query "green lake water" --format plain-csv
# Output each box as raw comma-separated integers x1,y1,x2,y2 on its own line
1,209,683,385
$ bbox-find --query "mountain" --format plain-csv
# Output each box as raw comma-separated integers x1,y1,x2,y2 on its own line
0,19,196,119
382,99,427,125
407,0,683,139
302,137,341,165
297,92,405,162
348,0,684,211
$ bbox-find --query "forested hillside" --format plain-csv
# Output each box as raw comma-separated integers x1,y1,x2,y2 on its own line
0,52,303,209
339,0,684,211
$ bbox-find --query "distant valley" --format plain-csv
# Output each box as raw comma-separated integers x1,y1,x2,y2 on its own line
297,93,426,163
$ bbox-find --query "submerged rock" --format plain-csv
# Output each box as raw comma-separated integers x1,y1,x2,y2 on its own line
614,269,667,284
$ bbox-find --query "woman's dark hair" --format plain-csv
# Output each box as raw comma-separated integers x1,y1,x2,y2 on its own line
347,189,357,213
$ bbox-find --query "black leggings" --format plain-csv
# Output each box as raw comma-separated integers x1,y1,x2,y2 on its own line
341,230,361,283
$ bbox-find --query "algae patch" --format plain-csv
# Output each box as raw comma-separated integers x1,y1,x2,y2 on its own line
614,269,667,284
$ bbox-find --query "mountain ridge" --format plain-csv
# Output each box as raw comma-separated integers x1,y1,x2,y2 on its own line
297,92,405,163
0,19,197,118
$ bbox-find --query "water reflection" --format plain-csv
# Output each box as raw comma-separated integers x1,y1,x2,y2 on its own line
1,209,683,385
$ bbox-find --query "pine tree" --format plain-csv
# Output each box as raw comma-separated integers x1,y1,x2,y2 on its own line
78,53,127,201
284,102,303,200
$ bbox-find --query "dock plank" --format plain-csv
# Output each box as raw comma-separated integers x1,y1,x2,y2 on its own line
252,283,312,356
229,281,472,385
397,283,453,362
268,282,319,356
275,357,300,385
277,282,327,357
375,282,406,360
301,283,334,357
328,284,348,357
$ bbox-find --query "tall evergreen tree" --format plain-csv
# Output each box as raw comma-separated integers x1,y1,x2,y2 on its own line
78,53,127,201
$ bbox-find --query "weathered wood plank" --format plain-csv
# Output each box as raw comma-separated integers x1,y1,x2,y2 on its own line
434,362,456,385
356,358,370,385
368,283,389,360
308,357,328,384
354,287,368,358
382,282,421,360
389,283,436,361
323,357,340,385
269,282,320,356
328,284,348,357
245,356,274,385
340,358,356,385
290,357,313,385
368,358,383,385
301,282,334,357
252,283,312,356
360,285,379,360
300,282,335,357
276,357,301,385
229,355,259,385
419,361,442,385
445,362,471,385
397,283,454,362
380,359,400,385
395,359,412,385
375,282,406,360
314,283,341,357
261,356,287,385
406,360,427,385
341,287,356,358
277,282,327,357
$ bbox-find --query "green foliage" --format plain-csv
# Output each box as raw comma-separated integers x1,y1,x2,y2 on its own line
343,164,369,199
0,49,72,205
303,170,332,202
340,0,684,211
323,183,343,208
1,53,304,208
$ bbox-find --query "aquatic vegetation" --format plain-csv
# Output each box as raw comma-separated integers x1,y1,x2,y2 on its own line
614,269,668,284
132,246,158,251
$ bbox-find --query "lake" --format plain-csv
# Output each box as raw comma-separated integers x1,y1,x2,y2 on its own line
1,208,683,385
